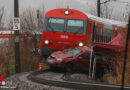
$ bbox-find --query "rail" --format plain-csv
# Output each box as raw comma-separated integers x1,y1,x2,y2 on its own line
28,70,130,90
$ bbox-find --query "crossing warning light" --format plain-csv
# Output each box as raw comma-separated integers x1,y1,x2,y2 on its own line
0,75,6,86
38,62,43,71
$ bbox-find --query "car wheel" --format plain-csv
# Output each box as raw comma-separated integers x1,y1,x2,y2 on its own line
65,63,73,73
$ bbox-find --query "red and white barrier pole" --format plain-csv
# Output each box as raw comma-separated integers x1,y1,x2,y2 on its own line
0,76,6,86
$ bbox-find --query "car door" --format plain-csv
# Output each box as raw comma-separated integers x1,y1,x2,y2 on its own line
95,55,108,70
75,52,91,71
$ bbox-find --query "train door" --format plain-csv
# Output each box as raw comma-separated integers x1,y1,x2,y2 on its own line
112,25,126,39
87,20,95,47
93,22,104,43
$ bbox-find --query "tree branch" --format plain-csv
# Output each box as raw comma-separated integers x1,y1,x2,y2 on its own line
101,0,130,4
100,0,118,4
100,0,111,4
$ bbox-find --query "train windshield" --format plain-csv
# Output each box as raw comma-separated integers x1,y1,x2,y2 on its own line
66,19,85,34
46,18,64,32
46,18,86,34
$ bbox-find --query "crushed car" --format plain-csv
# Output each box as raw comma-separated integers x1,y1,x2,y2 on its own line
46,46,112,76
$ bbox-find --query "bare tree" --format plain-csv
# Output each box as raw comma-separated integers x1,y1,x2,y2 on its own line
120,4,130,22
100,4,114,19
19,7,45,32
37,6,45,30
88,2,114,19
20,8,37,31
0,8,4,30
8,18,13,30
88,0,130,21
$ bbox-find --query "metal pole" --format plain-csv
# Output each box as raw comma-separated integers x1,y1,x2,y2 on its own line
97,0,100,17
14,0,21,73
121,16,130,90
92,57,96,79
89,46,93,78
37,10,40,30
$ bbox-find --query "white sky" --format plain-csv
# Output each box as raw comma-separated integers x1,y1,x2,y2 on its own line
0,0,130,16
0,0,88,17
0,0,88,25
0,0,130,26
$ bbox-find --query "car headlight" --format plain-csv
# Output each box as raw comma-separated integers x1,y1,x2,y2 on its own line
44,40,49,44
57,58,62,61
79,42,83,46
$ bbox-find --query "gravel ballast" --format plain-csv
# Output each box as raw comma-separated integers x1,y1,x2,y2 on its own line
2,72,74,90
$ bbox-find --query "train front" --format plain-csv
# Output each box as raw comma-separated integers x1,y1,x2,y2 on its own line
41,8,89,59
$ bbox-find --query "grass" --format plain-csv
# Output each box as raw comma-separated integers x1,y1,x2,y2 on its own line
105,33,130,85
0,36,41,78
0,50,9,77
8,49,15,75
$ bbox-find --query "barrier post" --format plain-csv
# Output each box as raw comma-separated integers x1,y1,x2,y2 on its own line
38,62,43,71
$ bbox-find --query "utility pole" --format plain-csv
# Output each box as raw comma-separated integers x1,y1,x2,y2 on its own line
37,10,40,30
97,0,112,17
97,0,100,17
121,16,130,90
67,5,69,9
14,0,21,73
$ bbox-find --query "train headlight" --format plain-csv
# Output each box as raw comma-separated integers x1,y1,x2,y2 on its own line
64,10,69,15
44,40,49,45
79,42,83,47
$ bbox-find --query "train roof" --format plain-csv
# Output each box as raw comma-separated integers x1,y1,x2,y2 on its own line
45,8,88,20
46,8,127,28
84,12,128,28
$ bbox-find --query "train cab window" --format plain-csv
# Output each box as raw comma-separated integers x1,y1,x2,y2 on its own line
46,18,65,32
66,19,85,34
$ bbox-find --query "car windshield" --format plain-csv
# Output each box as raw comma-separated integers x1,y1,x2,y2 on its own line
66,19,84,34
46,18,64,32
63,48,81,57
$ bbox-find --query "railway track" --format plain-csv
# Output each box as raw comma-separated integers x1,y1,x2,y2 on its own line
27,70,130,90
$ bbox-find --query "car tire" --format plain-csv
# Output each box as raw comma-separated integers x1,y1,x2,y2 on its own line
65,63,73,73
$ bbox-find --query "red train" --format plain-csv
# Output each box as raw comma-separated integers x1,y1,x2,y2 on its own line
41,8,127,59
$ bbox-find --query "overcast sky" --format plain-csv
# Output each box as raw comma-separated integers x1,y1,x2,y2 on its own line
0,0,89,25
0,0,89,17
0,0,130,26
1,0,130,17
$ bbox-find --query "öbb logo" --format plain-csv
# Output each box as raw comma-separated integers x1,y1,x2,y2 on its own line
0,76,6,86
